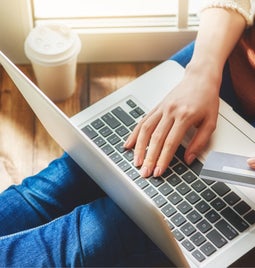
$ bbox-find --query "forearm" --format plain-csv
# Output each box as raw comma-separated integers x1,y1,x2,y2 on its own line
187,7,247,85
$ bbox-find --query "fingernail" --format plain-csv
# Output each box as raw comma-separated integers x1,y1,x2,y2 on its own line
187,154,196,165
140,166,149,178
153,166,162,177
134,155,142,167
123,140,129,148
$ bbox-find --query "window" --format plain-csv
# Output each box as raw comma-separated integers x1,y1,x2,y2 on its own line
0,0,202,63
33,0,203,30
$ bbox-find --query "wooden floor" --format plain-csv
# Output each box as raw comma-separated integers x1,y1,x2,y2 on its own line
0,62,254,266
0,62,157,187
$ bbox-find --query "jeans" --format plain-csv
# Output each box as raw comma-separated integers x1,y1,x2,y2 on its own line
0,42,244,267
0,153,173,267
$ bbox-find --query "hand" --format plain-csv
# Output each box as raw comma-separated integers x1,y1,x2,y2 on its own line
247,157,255,169
124,65,221,178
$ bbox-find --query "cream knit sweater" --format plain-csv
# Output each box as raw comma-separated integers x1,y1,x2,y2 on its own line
202,0,254,25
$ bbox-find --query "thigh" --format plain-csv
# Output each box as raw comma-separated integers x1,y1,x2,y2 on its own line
0,153,105,236
0,197,174,267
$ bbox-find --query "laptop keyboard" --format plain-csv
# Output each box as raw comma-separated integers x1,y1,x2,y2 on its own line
81,98,255,264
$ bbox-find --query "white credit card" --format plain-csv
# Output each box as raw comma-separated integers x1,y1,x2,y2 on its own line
200,151,255,187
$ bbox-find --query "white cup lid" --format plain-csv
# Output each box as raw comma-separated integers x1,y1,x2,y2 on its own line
25,24,81,65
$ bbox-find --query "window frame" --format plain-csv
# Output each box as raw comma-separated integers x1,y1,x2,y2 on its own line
0,0,198,63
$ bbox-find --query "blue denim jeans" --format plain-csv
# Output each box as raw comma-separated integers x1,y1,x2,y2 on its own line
0,153,173,267
0,42,246,267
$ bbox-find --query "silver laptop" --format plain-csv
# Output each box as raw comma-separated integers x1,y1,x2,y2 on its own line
1,50,255,268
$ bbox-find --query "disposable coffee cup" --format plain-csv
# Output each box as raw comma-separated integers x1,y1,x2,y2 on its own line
24,24,81,101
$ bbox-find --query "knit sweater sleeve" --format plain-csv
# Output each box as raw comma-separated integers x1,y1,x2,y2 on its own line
201,0,254,26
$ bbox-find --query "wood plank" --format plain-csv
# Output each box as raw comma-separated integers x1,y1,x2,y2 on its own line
0,62,157,185
0,65,35,183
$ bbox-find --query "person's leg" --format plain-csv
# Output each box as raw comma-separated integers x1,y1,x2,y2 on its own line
0,196,174,267
0,153,105,236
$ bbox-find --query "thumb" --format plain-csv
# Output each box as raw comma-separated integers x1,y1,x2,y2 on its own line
247,157,255,169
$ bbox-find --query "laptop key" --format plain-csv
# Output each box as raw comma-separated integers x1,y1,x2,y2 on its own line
93,136,106,147
180,222,196,236
173,229,184,241
201,189,216,202
177,200,192,214
223,192,241,206
109,152,123,164
215,219,238,240
173,163,188,175
182,239,195,251
190,232,206,246
205,209,221,223
234,200,251,215
153,195,167,208
206,229,227,248
82,125,98,139
212,182,231,196
176,145,185,160
99,126,113,137
187,210,202,224
102,112,121,129
161,168,173,179
211,197,226,211
221,207,249,232
171,213,186,227
186,191,201,205
196,219,212,233
192,250,205,262
118,160,131,172
135,178,149,189
115,142,125,153
91,118,104,129
158,183,173,196
182,171,197,184
115,125,129,137
123,150,134,162
191,180,206,193
101,144,114,155
167,174,181,186
189,158,203,175
176,182,191,195
126,169,140,180
112,106,135,126
149,177,164,187
168,192,183,205
144,185,158,198
200,242,216,257
107,134,121,145
126,99,136,108
195,200,210,214
244,210,255,224
161,203,177,217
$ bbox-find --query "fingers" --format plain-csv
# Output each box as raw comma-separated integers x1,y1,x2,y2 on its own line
139,114,174,177
137,114,190,178
151,119,188,177
184,119,217,165
247,158,255,169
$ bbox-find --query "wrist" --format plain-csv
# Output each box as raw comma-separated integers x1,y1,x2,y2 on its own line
185,58,223,91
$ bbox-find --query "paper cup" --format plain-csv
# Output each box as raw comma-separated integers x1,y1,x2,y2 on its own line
24,24,81,101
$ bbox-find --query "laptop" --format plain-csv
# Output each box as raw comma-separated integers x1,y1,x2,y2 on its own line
1,50,255,268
